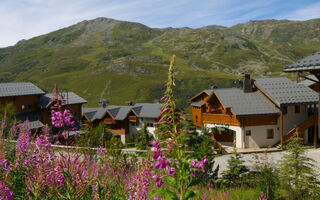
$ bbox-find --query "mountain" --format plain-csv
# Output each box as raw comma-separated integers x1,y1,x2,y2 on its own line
1,17,320,107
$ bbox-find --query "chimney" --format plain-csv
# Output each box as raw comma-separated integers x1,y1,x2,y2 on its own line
126,101,133,106
242,73,252,93
98,99,108,108
210,85,218,90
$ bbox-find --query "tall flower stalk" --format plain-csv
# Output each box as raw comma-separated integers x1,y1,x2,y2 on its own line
149,55,207,200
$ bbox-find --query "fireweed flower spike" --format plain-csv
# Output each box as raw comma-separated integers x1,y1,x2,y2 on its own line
149,55,208,200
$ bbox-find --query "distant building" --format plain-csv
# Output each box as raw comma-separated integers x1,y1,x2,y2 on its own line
190,74,318,149
0,82,87,131
82,103,162,144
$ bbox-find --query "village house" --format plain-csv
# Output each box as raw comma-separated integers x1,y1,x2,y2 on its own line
0,82,87,130
82,102,162,144
190,74,318,149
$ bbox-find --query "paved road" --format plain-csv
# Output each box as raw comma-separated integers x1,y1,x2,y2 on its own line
213,148,320,176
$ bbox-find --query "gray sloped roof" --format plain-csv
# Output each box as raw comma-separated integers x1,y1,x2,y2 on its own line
191,102,206,107
299,75,317,87
132,103,162,118
82,107,108,122
204,89,213,95
38,92,87,108
15,111,44,130
82,103,162,122
214,88,279,116
284,50,320,72
0,82,45,98
254,77,318,106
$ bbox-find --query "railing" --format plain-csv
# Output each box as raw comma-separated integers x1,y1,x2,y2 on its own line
202,113,240,126
283,114,317,145
104,118,116,124
129,116,138,122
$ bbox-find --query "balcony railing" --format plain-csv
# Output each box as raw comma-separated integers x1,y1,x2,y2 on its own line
104,118,116,124
129,116,138,122
202,113,240,126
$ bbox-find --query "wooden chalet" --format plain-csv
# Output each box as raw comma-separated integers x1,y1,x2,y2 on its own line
82,103,162,144
0,82,87,130
191,74,318,149
284,50,320,148
0,82,45,130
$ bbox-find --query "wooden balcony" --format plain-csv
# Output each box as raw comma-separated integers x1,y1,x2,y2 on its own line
104,118,116,124
129,116,138,122
202,113,240,126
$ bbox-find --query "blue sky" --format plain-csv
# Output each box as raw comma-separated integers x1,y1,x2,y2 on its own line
1,0,320,47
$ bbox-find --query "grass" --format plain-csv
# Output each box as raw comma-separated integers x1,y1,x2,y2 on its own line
1,18,320,107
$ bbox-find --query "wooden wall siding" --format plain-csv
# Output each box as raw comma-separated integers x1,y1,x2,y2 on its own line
109,120,129,135
192,92,210,102
192,106,204,127
310,83,319,92
0,95,41,113
240,115,278,126
207,94,224,111
202,113,240,126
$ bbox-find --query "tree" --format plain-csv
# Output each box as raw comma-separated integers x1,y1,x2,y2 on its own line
0,103,17,139
279,137,319,200
134,121,152,150
221,148,249,187
76,122,111,148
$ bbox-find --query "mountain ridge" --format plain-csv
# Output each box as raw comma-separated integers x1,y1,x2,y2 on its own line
0,17,320,107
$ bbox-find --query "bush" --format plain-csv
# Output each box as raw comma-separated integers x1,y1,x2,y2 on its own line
76,123,112,148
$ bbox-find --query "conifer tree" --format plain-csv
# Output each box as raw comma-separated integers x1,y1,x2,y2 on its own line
279,137,319,200
221,148,249,187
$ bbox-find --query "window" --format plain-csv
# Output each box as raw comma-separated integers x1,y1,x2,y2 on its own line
21,105,25,110
282,106,288,115
130,122,139,126
28,104,32,109
195,115,198,122
295,105,300,113
147,123,154,127
267,129,274,139
245,130,251,136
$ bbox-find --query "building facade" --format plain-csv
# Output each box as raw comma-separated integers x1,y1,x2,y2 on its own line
191,75,318,149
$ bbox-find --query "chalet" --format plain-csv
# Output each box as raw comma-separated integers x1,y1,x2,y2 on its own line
0,82,87,130
38,92,87,126
284,50,320,147
191,74,318,149
82,103,162,144
0,82,45,130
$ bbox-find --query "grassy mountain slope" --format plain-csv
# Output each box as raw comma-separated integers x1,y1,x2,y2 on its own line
0,17,320,107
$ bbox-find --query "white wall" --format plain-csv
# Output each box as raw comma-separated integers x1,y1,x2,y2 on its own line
129,118,157,138
243,124,280,148
283,105,309,135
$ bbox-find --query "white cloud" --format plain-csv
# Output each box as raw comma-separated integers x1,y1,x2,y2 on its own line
280,2,320,20
0,0,319,47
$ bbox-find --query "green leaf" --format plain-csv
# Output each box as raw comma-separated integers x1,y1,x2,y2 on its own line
164,176,178,189
183,189,199,200
148,188,179,200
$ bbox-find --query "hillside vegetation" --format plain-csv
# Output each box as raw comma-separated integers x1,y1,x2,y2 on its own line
1,17,320,107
